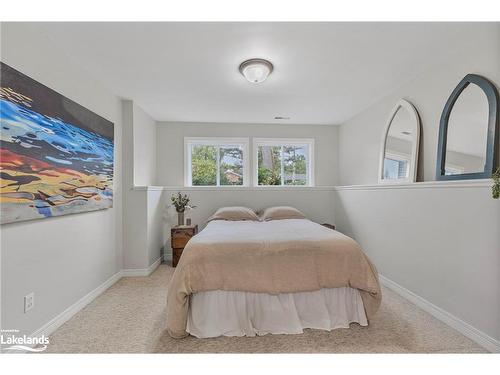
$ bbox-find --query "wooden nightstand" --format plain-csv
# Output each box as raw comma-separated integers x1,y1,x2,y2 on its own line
321,223,336,230
171,224,198,267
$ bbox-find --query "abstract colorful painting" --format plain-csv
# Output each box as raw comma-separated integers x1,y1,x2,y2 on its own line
0,62,114,224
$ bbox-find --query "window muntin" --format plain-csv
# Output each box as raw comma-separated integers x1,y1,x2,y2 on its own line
185,138,249,187
254,139,314,187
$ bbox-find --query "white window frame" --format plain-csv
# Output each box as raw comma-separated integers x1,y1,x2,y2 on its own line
253,138,315,187
184,137,250,187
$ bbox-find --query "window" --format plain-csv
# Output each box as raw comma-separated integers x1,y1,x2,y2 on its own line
185,138,249,186
254,138,314,186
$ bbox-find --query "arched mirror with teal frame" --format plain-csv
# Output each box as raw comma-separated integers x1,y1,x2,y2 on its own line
436,74,499,180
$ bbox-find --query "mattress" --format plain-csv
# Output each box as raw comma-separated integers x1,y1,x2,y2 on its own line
187,287,367,338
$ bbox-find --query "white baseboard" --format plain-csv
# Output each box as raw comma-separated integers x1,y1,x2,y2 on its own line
121,256,162,277
379,274,500,353
22,258,164,352
30,270,122,340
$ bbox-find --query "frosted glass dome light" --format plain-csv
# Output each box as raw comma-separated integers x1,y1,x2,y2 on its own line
239,58,273,84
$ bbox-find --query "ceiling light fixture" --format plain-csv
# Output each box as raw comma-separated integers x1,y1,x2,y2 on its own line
239,58,273,83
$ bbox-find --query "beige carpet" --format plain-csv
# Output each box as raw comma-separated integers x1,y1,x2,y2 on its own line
44,264,486,353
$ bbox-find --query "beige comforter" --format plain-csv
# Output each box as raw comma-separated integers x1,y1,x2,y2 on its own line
166,219,381,338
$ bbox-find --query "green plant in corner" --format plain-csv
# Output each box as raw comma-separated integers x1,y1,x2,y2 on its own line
492,168,500,199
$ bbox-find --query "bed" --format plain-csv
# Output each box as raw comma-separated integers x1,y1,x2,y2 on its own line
166,208,381,339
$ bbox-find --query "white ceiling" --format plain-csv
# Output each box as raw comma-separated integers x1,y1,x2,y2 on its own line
36,22,482,125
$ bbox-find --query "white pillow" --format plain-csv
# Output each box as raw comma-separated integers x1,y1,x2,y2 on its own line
207,206,260,222
260,206,306,221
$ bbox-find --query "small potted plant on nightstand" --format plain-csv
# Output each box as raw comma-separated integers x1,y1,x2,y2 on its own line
171,192,196,226
492,168,500,199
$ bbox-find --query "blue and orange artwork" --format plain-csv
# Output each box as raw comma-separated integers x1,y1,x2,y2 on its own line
0,62,114,224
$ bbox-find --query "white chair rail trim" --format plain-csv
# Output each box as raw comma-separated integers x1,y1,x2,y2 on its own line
133,186,336,192
334,179,492,191
133,179,492,192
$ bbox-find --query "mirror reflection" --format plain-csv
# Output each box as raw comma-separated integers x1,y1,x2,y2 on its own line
382,106,416,181
444,83,489,175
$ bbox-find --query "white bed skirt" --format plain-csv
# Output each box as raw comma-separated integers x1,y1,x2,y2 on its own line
186,287,367,338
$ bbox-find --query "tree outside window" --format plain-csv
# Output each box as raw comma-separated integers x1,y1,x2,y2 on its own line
187,140,247,186
256,140,312,186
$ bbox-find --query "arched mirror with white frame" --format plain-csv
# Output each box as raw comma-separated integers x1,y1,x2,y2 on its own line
378,99,421,183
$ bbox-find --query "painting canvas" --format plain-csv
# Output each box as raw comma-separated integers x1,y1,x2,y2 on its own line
0,62,114,224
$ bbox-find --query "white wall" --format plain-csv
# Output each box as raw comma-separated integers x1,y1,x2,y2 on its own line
334,184,500,345
335,23,500,348
338,23,499,185
0,23,123,337
121,101,161,269
133,104,157,186
146,190,164,266
156,121,339,186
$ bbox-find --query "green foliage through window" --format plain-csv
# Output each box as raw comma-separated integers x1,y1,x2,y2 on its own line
283,146,307,185
219,146,243,186
190,144,244,186
191,145,217,186
257,144,309,186
258,145,281,185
